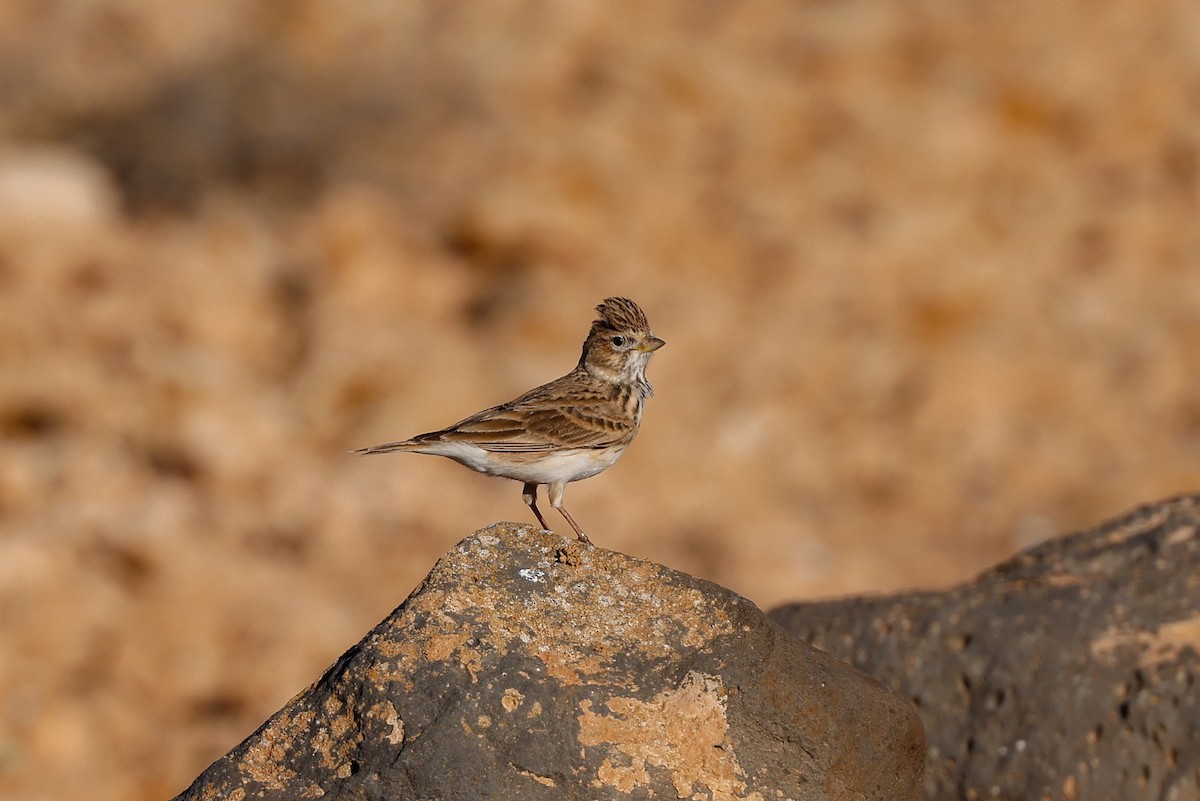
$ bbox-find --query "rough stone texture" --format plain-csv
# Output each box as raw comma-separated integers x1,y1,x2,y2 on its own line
172,523,924,801
771,495,1200,801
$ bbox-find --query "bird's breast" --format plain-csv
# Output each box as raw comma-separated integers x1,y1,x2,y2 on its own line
424,441,628,485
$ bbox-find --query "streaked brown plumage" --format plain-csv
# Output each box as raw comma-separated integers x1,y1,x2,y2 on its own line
354,297,664,543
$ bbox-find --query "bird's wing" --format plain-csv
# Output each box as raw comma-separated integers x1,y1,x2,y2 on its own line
427,381,634,453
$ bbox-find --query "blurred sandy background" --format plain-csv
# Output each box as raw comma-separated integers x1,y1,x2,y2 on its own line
1,1,1198,798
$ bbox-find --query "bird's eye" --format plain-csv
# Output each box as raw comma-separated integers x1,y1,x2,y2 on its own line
611,335,625,347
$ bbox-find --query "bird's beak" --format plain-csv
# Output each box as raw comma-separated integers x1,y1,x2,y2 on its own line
639,336,666,353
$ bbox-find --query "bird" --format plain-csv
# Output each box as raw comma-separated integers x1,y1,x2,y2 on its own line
354,297,665,544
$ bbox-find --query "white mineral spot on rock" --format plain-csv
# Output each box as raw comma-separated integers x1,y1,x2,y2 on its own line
518,568,546,583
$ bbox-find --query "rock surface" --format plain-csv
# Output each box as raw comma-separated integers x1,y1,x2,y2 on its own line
771,495,1200,801
172,523,924,801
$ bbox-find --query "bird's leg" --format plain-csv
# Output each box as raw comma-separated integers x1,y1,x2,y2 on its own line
557,506,591,545
522,482,551,531
547,481,591,544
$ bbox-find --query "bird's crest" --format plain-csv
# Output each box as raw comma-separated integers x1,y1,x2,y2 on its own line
593,297,650,332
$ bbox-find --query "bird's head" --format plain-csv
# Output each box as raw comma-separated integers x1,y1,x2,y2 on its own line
579,297,665,388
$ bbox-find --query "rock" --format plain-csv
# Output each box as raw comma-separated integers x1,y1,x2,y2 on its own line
0,146,119,233
770,495,1200,801
172,523,925,801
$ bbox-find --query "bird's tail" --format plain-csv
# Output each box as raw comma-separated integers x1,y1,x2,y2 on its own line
352,439,425,456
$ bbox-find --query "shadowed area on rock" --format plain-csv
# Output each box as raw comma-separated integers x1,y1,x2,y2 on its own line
171,524,925,801
771,494,1200,801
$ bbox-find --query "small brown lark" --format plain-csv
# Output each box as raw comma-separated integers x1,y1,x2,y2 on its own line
354,297,665,543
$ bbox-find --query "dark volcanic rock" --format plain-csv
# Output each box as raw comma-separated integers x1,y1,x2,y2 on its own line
172,523,925,801
771,495,1200,801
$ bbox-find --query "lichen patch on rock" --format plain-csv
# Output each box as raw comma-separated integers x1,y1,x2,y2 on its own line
579,672,769,801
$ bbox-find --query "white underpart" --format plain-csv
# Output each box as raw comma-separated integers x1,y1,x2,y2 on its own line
415,440,626,485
